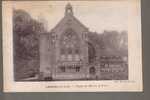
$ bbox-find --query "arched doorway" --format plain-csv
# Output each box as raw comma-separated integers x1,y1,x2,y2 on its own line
89,67,96,75
89,66,97,79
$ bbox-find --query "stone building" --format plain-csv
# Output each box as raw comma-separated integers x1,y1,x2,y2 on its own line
39,3,128,80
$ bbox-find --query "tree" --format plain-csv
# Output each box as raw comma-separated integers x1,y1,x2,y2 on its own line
13,9,46,80
101,30,128,56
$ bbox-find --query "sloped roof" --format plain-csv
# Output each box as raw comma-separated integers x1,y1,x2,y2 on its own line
50,4,88,33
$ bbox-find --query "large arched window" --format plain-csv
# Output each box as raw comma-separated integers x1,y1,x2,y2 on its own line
87,42,96,63
59,29,80,61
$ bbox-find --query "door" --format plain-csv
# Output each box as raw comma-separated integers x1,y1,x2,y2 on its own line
89,67,96,79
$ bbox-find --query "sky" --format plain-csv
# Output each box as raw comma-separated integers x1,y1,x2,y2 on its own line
12,1,128,33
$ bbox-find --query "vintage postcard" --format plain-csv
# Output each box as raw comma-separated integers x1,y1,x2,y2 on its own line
2,0,142,92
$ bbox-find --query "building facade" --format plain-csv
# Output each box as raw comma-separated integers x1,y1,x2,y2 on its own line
39,3,128,80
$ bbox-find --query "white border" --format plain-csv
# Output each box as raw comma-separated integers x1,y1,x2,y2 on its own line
2,0,143,92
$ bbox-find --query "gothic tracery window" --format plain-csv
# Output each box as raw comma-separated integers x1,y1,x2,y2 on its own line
60,29,80,61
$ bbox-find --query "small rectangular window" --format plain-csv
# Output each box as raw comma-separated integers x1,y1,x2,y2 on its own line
76,66,80,72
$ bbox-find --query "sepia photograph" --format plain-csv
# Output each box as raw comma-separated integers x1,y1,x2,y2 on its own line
2,0,142,92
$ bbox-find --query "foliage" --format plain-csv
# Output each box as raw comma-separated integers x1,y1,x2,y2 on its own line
101,30,128,56
87,30,128,56
13,9,46,80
